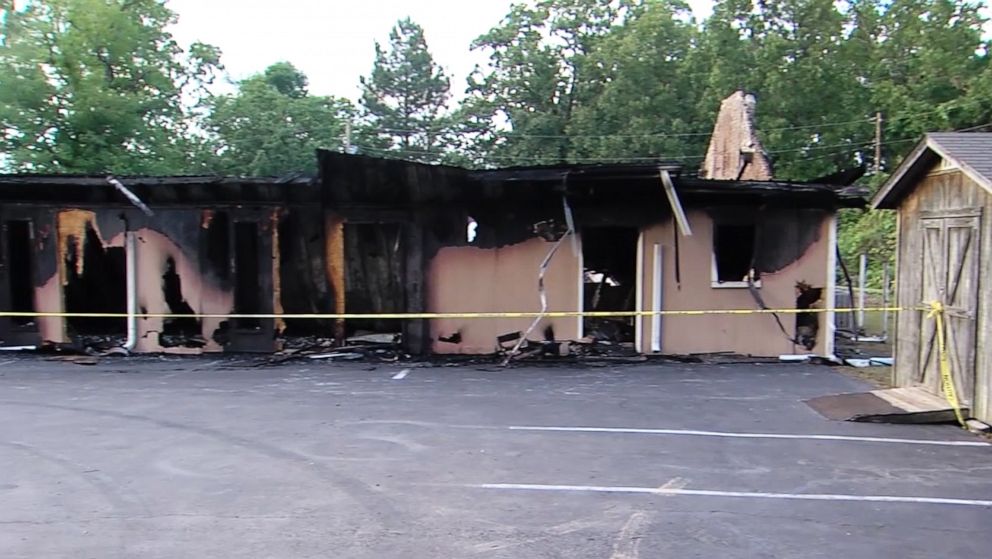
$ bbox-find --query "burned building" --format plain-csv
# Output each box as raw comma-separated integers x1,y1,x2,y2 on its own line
0,92,866,358
0,162,863,358
320,154,863,358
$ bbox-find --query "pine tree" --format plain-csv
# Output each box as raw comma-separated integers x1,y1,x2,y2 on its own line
359,17,450,163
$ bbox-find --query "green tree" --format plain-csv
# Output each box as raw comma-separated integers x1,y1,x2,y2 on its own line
359,17,451,162
0,0,221,173
460,0,624,166
856,0,991,164
207,62,354,176
458,0,991,286
568,0,706,163
689,0,872,180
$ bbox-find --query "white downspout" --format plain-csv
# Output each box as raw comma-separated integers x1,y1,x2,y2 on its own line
122,230,138,353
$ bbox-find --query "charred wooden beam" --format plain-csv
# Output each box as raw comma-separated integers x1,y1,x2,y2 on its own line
324,213,346,345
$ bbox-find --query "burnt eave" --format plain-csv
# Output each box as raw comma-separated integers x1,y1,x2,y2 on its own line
0,174,314,186
0,174,319,207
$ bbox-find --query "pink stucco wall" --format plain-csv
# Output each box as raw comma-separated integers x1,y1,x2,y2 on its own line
637,210,833,356
427,238,581,354
426,210,834,357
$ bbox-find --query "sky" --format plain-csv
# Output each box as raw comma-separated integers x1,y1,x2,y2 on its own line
166,0,715,101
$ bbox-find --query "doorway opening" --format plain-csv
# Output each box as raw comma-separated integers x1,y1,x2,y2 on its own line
345,223,405,336
205,211,231,283
64,225,126,338
581,227,639,343
6,221,36,326
233,222,262,330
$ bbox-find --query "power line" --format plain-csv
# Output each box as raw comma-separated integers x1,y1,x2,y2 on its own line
353,144,707,164
953,121,992,132
372,116,874,139
366,97,987,141
352,114,988,167
352,135,927,166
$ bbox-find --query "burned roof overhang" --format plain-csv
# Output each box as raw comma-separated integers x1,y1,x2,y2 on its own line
468,161,684,183
488,175,867,210
0,174,318,207
317,151,866,212
676,178,867,208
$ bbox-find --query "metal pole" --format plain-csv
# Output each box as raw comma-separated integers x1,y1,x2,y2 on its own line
857,253,867,335
881,262,890,340
121,231,138,353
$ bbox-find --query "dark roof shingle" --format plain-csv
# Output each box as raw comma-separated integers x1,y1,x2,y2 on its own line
927,132,992,186
872,132,992,208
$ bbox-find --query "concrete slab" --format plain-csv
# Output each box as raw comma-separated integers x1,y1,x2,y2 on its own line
806,386,968,423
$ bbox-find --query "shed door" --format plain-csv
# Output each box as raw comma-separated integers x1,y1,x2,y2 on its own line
917,214,980,405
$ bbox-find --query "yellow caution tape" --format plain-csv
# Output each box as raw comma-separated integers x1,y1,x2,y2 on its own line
0,307,908,320
927,301,967,427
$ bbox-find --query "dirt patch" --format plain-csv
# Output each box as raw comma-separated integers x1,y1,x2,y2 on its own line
838,365,893,389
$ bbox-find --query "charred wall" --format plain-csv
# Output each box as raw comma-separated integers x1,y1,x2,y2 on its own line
0,207,57,346
0,205,287,353
316,151,858,356
277,207,334,335
1,161,859,355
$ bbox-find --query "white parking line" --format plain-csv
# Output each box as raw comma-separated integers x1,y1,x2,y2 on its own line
471,483,992,507
392,369,410,380
508,426,989,447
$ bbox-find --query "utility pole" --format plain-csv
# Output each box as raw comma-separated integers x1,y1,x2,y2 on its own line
874,112,882,174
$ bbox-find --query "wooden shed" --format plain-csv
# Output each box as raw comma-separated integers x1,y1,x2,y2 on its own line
872,132,992,424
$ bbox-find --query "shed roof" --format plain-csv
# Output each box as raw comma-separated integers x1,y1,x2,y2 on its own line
872,132,992,209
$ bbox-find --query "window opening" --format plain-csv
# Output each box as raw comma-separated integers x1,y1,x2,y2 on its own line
713,223,759,285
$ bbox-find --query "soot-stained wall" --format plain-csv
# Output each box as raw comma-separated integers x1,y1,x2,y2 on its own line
8,207,281,353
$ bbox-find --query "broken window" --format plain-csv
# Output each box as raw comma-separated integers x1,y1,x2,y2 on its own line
582,227,638,343
712,223,760,285
233,222,262,329
5,221,36,326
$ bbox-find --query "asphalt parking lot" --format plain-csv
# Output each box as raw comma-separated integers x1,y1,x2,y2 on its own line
1,356,990,558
